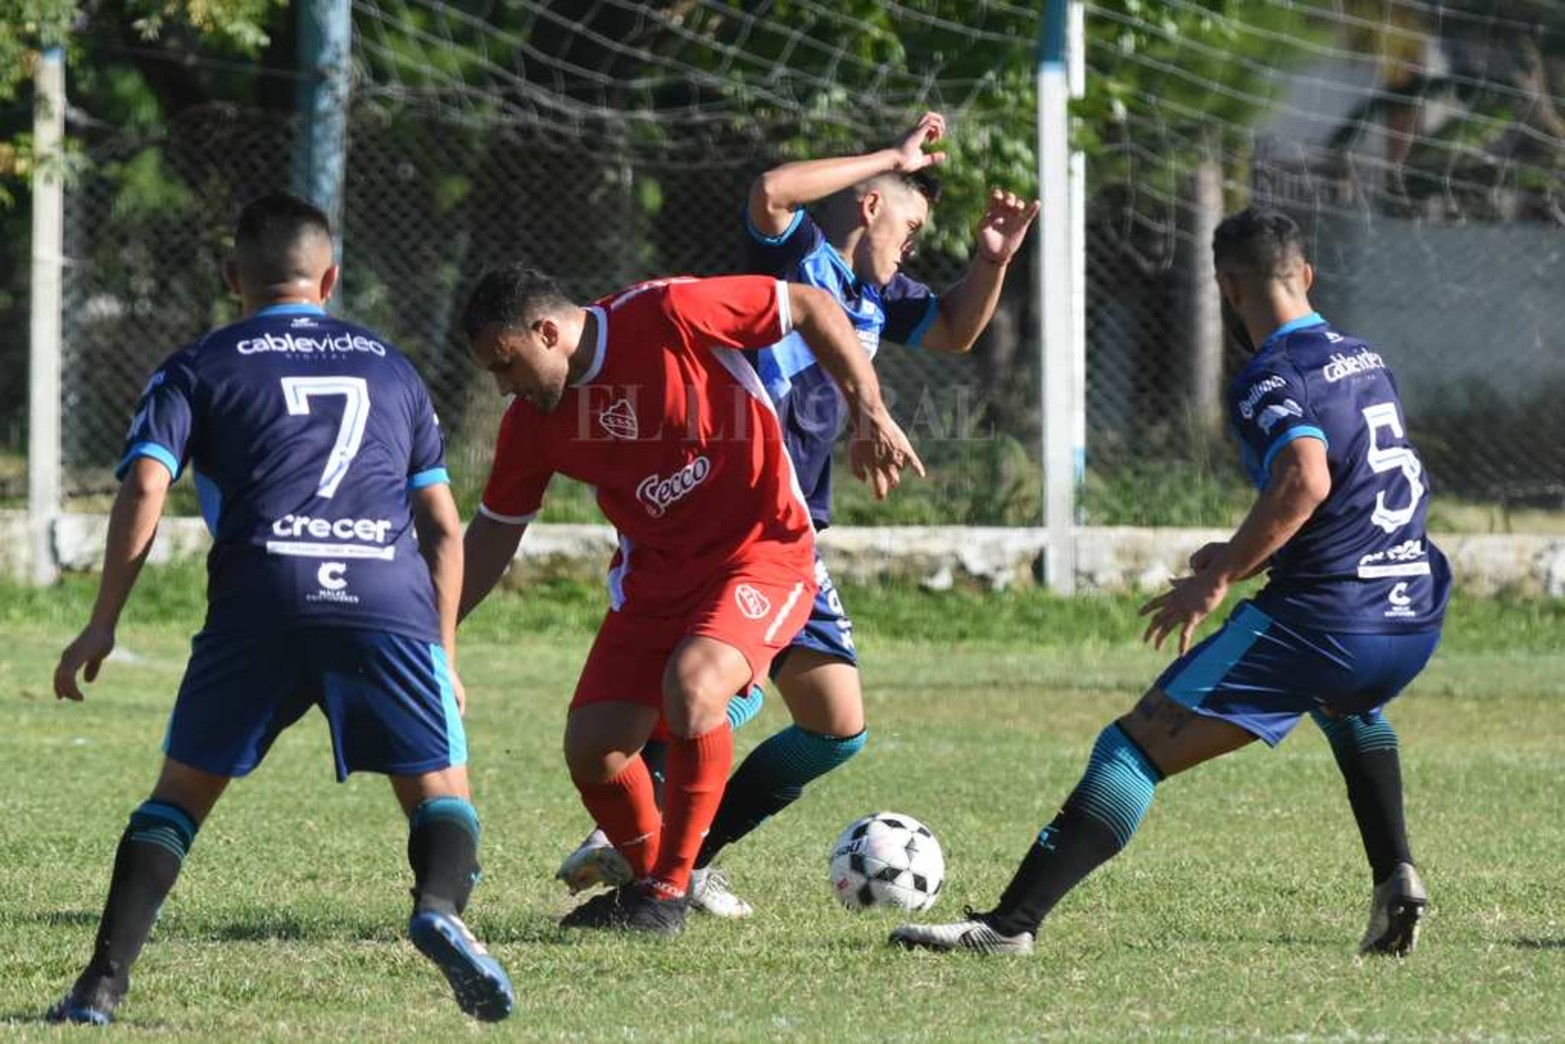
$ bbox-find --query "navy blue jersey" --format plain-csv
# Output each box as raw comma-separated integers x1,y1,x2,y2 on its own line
741,207,938,527
1228,313,1451,633
119,303,449,640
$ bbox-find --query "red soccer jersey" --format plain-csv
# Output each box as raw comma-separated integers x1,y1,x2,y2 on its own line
479,275,815,613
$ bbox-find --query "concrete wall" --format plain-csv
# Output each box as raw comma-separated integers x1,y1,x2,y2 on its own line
6,511,1563,598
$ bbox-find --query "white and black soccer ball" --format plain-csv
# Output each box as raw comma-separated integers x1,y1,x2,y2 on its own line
829,812,945,912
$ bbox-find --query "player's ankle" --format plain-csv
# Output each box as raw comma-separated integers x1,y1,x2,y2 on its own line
646,879,686,902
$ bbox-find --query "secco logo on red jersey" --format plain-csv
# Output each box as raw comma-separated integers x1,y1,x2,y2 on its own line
734,584,772,620
636,455,711,517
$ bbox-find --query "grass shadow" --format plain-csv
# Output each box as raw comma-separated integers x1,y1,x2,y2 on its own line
17,909,100,927
481,916,581,946
161,910,398,943
1510,937,1565,950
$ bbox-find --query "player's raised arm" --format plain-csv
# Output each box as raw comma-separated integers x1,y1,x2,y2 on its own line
54,457,172,701
917,189,1040,354
787,282,925,499
747,111,946,237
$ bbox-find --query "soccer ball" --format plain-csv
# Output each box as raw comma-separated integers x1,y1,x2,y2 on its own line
829,812,945,912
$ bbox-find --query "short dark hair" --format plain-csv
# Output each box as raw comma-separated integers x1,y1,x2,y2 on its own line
905,168,942,205
233,191,333,282
1212,206,1307,279
461,264,574,341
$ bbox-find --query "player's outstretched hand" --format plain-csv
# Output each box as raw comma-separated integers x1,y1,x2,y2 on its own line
849,406,926,500
449,667,468,717
55,622,115,702
1139,572,1227,655
975,189,1041,265
892,112,947,172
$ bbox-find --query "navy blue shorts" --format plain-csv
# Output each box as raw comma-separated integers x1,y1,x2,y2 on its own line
772,554,856,675
1154,601,1441,746
165,627,466,782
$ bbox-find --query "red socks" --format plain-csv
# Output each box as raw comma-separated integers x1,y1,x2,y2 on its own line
649,724,734,898
574,756,661,878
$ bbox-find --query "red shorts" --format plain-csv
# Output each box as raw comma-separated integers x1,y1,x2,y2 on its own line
572,559,815,716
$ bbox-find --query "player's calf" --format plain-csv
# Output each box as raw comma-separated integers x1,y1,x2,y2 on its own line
695,725,867,874
47,799,201,1025
404,796,513,1020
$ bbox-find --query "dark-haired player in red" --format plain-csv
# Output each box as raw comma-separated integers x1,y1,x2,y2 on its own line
458,267,921,936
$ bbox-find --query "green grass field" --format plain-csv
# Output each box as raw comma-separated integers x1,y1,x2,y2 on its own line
3,567,1562,1039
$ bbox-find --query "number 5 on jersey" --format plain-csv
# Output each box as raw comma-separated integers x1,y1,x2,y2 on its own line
281,376,371,499
1362,401,1425,534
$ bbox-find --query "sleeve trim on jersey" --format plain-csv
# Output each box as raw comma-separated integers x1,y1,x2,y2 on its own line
744,205,804,245
570,305,609,387
774,279,794,337
478,502,538,526
116,441,181,482
1260,425,1328,476
407,467,450,491
903,297,940,347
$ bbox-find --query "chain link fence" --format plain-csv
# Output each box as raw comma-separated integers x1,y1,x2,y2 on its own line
54,97,1013,523
24,1,1565,530
1077,0,1565,528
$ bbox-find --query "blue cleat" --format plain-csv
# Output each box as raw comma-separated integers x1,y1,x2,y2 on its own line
45,975,124,1026
409,910,514,1022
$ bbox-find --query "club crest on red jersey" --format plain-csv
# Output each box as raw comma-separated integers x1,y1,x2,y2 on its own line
734,583,772,620
598,398,639,440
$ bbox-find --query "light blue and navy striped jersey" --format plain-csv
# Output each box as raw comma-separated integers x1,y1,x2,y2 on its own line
1228,313,1450,633
742,208,938,528
118,304,448,640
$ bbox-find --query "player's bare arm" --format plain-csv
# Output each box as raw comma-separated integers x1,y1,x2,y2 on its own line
747,111,947,237
458,512,528,623
412,482,467,712
786,283,926,499
54,456,172,702
920,189,1041,353
1140,437,1331,653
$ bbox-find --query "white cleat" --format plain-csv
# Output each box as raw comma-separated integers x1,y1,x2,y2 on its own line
1359,861,1427,956
555,829,633,894
890,909,1035,956
688,867,753,919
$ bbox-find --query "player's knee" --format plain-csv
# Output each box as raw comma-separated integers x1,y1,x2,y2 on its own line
800,725,866,773
662,662,740,738
562,722,628,784
564,745,628,785
150,757,231,825
662,692,729,739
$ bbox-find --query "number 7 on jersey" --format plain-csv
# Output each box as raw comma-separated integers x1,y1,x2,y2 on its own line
281,376,371,499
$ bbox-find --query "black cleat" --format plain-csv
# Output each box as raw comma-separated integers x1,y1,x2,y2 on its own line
559,883,638,930
1360,862,1428,956
622,889,687,938
45,973,126,1026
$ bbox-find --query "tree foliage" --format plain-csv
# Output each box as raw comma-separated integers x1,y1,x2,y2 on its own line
1,0,281,204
